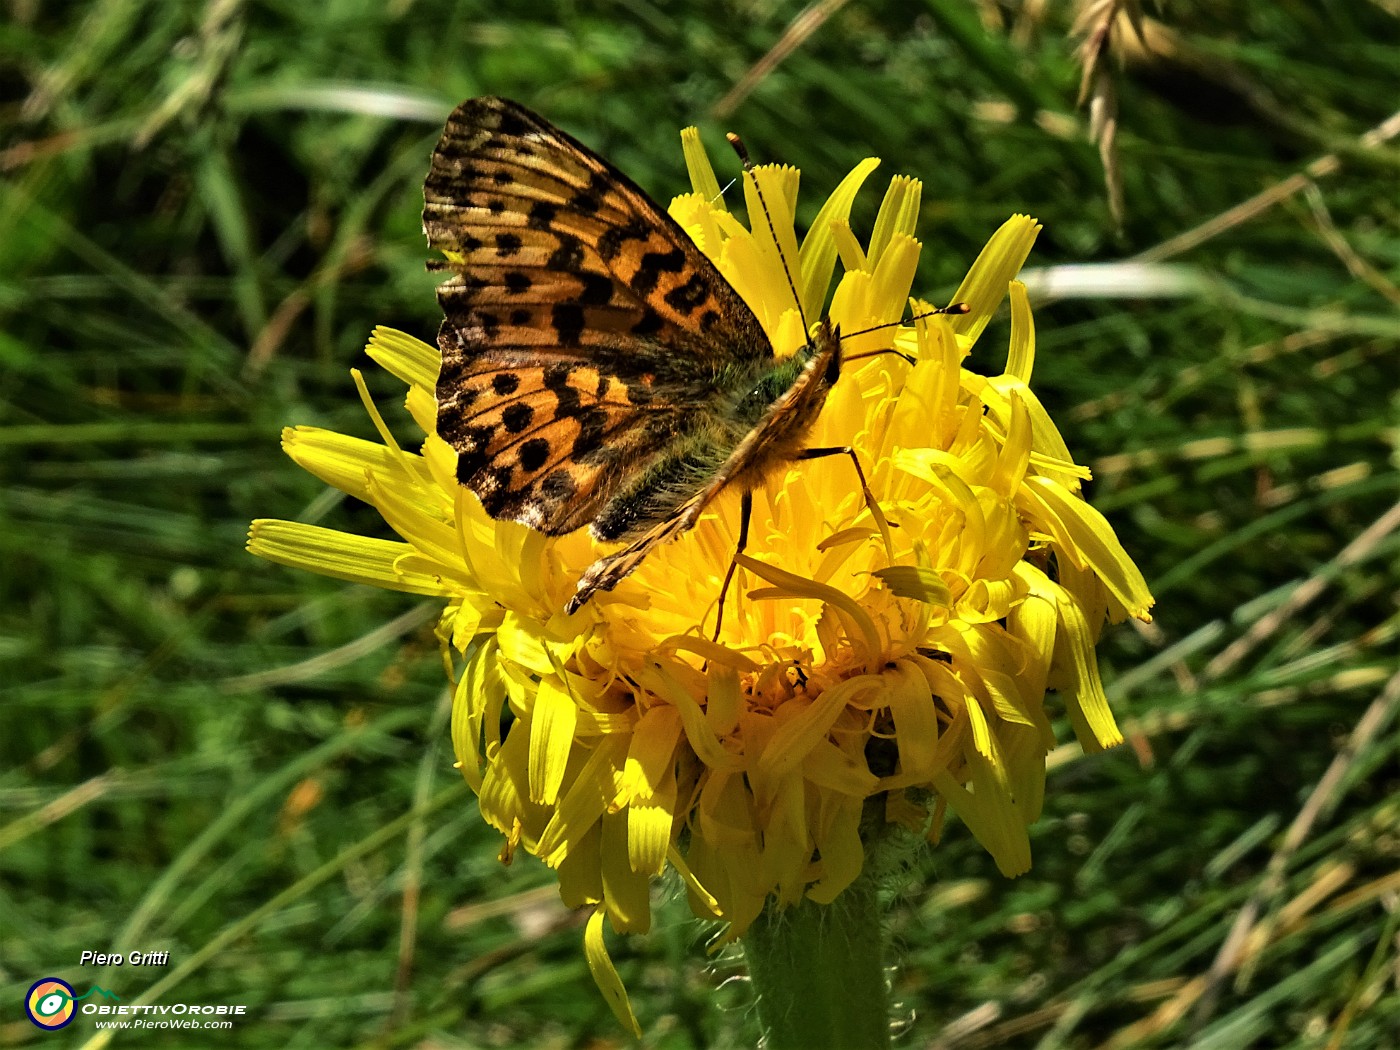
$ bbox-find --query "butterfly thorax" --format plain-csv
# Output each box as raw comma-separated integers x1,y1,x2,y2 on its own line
587,320,840,543
721,318,841,480
723,351,815,427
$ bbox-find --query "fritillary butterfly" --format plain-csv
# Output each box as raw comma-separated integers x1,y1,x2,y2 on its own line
423,96,850,615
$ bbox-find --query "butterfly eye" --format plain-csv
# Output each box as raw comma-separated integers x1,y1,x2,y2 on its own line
824,347,841,386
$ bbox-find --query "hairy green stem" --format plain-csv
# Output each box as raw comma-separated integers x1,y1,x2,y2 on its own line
743,873,891,1050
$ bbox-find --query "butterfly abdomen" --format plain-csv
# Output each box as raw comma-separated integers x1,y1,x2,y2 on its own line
590,422,736,541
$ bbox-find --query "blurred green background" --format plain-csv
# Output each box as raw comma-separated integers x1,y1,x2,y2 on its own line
3,1,1397,1047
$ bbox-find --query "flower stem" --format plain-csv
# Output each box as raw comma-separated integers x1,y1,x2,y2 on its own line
742,873,891,1050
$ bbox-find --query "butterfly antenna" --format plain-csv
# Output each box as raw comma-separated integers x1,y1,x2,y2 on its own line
726,131,810,339
841,304,970,342
838,305,972,365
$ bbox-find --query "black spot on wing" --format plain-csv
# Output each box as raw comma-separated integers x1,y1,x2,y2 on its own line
493,106,529,137
519,438,551,473
577,271,613,305
502,403,534,433
552,303,585,346
555,383,581,418
528,201,558,228
547,237,584,272
662,273,709,314
571,408,609,457
571,169,610,215
492,373,519,396
454,455,478,484
597,219,650,262
540,469,577,505
540,365,583,417
630,248,686,295
478,466,516,515
451,423,497,480
571,188,602,215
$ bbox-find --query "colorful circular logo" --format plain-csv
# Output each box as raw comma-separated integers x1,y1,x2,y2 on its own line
25,978,76,1031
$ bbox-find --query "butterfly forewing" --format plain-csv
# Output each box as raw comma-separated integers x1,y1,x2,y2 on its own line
424,96,775,536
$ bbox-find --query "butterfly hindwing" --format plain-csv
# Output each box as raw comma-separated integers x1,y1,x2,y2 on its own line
439,358,681,535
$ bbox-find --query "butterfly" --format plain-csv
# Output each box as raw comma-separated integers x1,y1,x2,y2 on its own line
423,96,933,619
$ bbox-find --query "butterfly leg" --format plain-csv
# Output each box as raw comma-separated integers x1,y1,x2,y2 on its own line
796,446,895,555
710,488,753,643
798,445,872,492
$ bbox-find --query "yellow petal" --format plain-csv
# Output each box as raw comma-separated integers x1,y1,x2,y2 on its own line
642,659,744,773
949,214,1041,346
739,554,884,661
867,174,920,268
885,661,942,779
669,191,727,258
584,907,641,1037
978,376,1087,491
992,389,1033,496
803,737,880,798
1020,476,1155,620
365,326,439,392
830,217,868,273
667,845,723,918
529,676,578,806
627,765,677,877
247,520,453,595
680,125,722,204
873,566,952,608
477,726,547,847
1052,588,1124,752
807,799,864,904
756,674,884,783
537,734,630,866
1005,280,1035,383
933,747,1031,877
617,704,682,806
799,158,880,316
450,637,506,790
601,812,652,933
281,425,422,506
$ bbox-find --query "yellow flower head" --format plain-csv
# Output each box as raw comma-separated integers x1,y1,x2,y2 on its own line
250,132,1154,1033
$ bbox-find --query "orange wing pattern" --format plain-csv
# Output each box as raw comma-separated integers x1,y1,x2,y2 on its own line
424,96,773,535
